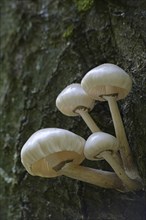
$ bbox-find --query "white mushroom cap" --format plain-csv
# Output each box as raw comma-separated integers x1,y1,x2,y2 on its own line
56,83,95,116
84,132,118,160
21,128,85,177
81,63,132,101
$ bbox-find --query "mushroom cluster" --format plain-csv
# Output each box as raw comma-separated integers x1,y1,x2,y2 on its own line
21,63,143,192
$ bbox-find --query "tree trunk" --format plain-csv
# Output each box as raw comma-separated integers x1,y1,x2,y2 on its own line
0,0,146,219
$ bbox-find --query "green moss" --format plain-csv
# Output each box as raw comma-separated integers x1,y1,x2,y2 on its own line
75,0,94,12
63,25,74,38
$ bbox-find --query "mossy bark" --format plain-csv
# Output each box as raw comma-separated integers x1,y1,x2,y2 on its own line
0,0,146,219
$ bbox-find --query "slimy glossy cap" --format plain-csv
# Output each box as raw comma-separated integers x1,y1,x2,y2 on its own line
81,63,132,101
56,83,95,116
21,128,85,177
84,132,118,160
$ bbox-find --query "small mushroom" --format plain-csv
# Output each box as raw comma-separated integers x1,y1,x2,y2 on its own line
21,128,125,191
56,83,100,133
84,132,141,191
81,63,140,180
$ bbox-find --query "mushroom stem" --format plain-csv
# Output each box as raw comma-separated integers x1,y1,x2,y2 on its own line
112,152,123,168
100,151,141,191
76,109,100,133
59,163,125,191
103,95,140,180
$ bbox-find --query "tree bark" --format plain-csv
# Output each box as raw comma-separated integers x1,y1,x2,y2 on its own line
0,0,146,219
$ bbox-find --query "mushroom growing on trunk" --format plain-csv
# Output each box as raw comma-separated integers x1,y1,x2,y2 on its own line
81,63,140,181
21,128,125,191
56,83,100,133
84,132,141,191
